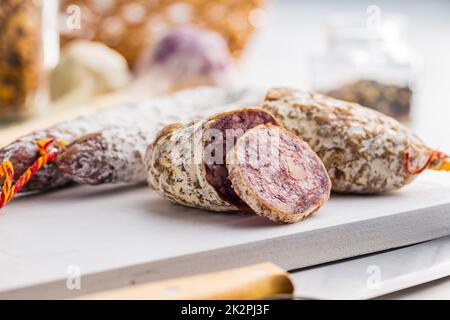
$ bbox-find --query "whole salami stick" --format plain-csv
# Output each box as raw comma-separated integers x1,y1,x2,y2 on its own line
146,108,331,223
262,87,450,194
0,87,265,193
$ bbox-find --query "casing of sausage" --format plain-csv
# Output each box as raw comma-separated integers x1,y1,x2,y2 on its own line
263,87,432,193
146,119,235,212
0,86,265,192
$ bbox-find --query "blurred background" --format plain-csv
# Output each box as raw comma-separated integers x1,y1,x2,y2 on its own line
0,0,449,150
241,0,450,151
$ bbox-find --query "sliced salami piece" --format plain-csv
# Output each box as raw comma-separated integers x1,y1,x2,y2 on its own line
203,109,280,210
146,118,234,212
146,108,281,212
226,124,331,223
147,109,331,223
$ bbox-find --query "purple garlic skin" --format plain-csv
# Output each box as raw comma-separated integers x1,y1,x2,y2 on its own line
141,26,235,90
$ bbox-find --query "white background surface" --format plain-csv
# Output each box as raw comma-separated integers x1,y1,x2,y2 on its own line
242,0,450,299
2,174,449,297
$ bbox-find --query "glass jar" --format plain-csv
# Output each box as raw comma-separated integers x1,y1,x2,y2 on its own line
310,13,421,123
0,0,59,123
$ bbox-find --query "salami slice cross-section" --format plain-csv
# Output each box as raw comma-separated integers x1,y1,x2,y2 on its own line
147,109,331,224
226,124,331,223
203,109,279,211
146,108,281,213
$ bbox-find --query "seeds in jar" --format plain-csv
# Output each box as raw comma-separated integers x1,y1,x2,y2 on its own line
324,80,412,123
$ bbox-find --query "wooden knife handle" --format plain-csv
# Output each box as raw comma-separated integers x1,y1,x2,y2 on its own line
77,263,294,300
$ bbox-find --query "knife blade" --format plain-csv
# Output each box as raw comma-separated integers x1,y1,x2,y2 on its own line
290,235,450,299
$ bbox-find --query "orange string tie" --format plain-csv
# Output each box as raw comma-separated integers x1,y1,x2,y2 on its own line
405,149,450,175
0,138,61,210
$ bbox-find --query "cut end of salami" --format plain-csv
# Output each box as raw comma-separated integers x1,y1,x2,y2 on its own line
203,109,280,211
147,107,331,223
226,124,331,224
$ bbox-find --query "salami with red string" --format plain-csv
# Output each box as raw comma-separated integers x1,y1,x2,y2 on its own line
0,87,264,192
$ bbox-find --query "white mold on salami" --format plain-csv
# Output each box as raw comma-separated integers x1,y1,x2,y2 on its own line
0,86,265,192
146,119,233,212
226,124,331,223
263,87,433,193
55,126,154,185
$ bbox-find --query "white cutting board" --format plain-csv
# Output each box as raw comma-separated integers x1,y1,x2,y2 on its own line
0,171,449,299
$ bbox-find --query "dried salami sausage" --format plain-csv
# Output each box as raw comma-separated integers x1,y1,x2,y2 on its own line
203,109,280,210
146,109,331,223
55,126,153,185
263,87,449,193
227,124,331,223
0,86,264,191
146,109,280,212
